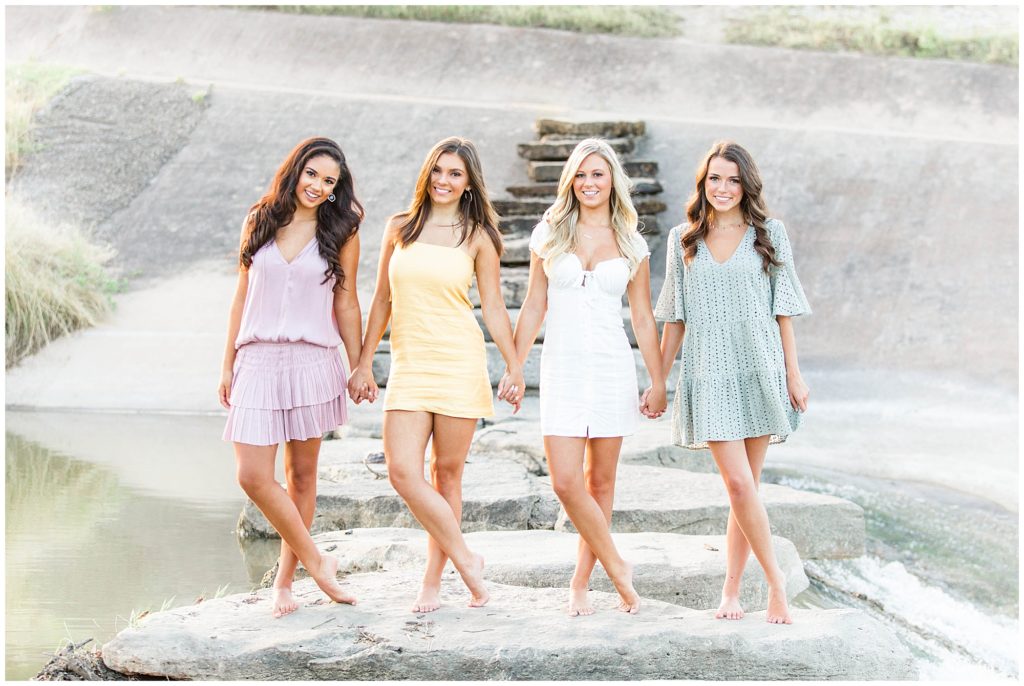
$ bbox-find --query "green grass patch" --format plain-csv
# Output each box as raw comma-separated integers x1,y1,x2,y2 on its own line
259,5,680,37
6,62,81,177
5,199,121,367
724,9,1018,66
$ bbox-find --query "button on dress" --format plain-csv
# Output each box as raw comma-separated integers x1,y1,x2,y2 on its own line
654,218,811,449
529,220,650,437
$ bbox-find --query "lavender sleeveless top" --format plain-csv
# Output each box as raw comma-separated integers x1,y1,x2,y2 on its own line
235,237,342,349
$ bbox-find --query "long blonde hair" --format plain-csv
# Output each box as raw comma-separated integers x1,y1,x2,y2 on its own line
538,138,644,277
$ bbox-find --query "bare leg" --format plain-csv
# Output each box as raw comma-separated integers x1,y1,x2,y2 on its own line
708,437,791,624
716,436,769,620
413,414,475,613
384,410,488,608
545,436,639,614
235,443,356,606
569,437,623,616
271,437,321,618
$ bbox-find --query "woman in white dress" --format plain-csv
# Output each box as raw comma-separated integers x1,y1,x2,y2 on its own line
508,138,667,615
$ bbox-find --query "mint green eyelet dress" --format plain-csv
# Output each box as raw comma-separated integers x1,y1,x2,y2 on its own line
653,218,811,450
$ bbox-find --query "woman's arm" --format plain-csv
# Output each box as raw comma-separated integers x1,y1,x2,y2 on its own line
218,269,249,409
777,315,808,412
626,259,666,417
658,322,685,385
474,234,524,412
348,222,397,403
511,251,548,367
333,232,363,371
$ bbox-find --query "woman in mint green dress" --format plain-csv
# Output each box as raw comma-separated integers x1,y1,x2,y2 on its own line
646,140,810,625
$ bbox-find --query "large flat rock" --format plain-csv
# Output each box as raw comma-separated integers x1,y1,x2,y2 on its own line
291,528,808,611
101,570,916,680
556,465,865,560
237,443,559,538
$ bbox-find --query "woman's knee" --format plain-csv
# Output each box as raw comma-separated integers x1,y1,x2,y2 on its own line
285,464,318,494
551,473,585,502
723,474,755,502
237,466,271,497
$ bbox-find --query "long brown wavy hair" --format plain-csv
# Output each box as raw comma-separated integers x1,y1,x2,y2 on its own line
681,140,780,274
392,136,502,255
240,137,364,291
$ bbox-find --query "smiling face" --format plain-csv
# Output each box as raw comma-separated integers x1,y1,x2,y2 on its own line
295,154,341,210
704,156,744,214
572,153,613,211
428,151,469,207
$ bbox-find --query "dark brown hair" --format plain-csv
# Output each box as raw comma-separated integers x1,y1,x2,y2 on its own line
681,140,780,273
392,136,502,255
240,137,364,291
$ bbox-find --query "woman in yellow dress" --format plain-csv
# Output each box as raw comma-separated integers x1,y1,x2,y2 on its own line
349,137,524,611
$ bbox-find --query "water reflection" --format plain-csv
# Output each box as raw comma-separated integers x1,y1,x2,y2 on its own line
4,411,268,680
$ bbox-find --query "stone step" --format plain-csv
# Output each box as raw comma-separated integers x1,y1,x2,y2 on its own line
496,196,668,216
555,465,866,560
101,570,916,680
518,137,635,161
278,528,809,612
536,118,647,138
498,215,539,235
468,265,530,308
499,234,531,266
508,177,662,197
239,446,865,560
528,159,660,182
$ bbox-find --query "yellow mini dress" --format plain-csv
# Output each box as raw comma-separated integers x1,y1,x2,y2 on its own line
384,240,494,418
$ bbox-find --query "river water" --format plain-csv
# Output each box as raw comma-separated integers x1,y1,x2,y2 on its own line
4,377,1018,679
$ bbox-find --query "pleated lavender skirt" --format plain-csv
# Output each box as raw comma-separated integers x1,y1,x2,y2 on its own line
222,341,348,446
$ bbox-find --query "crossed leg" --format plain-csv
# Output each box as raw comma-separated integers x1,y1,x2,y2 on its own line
708,436,792,624
567,437,623,616
413,414,475,613
545,435,639,614
270,437,321,618
384,410,488,609
235,442,357,608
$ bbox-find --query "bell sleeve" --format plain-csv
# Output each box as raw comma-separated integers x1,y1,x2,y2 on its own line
768,219,811,317
654,226,686,322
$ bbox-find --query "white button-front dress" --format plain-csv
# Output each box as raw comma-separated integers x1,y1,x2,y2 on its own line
529,220,650,437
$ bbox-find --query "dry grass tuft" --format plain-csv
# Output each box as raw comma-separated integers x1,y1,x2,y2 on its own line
260,5,680,37
6,62,80,176
5,199,120,367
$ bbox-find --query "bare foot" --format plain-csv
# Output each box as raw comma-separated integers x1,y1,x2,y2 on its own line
459,553,489,608
612,562,640,614
715,594,744,620
568,586,594,617
766,585,792,624
312,555,358,606
412,583,441,613
271,586,299,618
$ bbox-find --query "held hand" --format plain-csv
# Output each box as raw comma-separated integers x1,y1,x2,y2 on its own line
640,384,667,419
218,369,233,409
787,372,809,412
497,368,525,415
348,367,378,404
